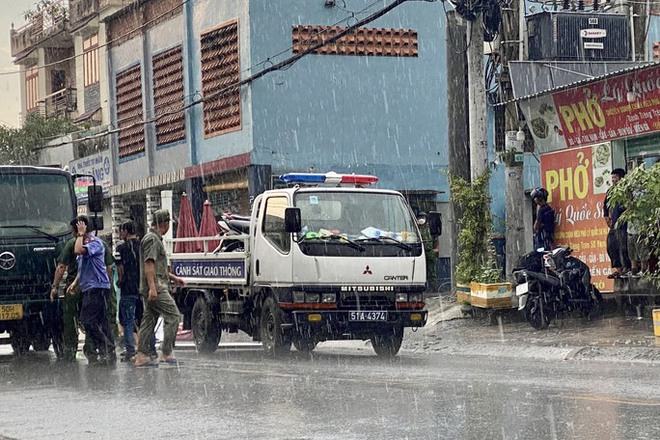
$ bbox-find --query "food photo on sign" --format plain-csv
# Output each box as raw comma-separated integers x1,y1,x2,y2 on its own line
541,145,614,292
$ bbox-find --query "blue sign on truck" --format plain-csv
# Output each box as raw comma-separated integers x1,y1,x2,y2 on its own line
171,260,245,279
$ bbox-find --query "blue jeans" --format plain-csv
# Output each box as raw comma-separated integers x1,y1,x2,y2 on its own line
119,295,157,356
119,295,139,355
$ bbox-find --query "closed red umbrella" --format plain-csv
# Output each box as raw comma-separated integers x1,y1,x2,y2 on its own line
199,200,221,252
174,192,200,253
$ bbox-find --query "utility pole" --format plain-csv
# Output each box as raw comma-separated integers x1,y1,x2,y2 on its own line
500,0,526,279
467,14,488,182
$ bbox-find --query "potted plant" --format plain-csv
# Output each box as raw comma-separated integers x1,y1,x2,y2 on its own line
450,171,512,308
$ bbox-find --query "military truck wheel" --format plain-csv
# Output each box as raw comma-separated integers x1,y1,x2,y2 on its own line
10,332,30,357
191,296,221,354
370,326,404,358
260,296,291,356
293,337,318,353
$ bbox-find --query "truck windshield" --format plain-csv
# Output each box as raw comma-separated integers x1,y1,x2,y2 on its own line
294,191,422,257
0,173,75,238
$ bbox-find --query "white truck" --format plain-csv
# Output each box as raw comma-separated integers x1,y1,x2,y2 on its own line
169,172,439,357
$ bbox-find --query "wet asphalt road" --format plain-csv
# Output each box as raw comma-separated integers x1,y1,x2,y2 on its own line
0,342,658,440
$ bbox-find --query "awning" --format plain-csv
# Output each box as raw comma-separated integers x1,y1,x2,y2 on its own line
505,61,655,104
74,106,101,123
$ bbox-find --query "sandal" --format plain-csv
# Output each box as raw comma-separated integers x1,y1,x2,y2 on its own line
160,358,183,365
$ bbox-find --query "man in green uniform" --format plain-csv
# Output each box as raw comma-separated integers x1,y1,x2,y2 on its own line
50,225,78,362
133,210,185,367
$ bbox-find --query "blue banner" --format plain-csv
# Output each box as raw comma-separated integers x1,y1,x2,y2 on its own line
171,260,245,279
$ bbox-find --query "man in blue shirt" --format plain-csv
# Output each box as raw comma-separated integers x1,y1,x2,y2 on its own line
67,216,116,366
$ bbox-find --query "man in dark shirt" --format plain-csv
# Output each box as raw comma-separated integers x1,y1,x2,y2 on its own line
604,168,630,278
116,220,142,362
532,187,555,250
50,224,78,361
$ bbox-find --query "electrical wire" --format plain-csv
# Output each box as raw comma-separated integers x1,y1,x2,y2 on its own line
34,0,420,150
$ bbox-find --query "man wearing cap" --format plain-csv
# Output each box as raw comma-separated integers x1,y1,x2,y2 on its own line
134,209,186,367
66,216,116,365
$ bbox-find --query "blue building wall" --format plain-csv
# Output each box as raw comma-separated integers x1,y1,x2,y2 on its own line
248,0,448,195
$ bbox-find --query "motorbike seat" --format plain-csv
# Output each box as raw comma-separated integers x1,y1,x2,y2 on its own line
227,219,250,234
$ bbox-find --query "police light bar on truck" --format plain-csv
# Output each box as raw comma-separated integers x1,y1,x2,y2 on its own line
279,172,378,186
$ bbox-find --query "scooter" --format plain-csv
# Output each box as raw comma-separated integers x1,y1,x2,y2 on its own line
216,212,249,252
512,247,602,330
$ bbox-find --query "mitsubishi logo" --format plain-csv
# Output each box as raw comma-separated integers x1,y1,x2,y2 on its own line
0,252,16,271
363,265,372,275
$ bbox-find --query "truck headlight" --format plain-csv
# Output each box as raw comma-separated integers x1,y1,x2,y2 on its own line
408,293,423,303
322,293,336,303
306,293,320,303
396,293,408,302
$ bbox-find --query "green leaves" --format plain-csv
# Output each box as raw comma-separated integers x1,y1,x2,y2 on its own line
0,113,78,165
450,171,502,283
607,163,660,284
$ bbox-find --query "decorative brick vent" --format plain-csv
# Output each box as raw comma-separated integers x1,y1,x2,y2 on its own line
153,45,185,146
115,64,145,158
292,25,418,57
200,20,241,138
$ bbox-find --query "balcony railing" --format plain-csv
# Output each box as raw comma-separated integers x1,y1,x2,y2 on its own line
70,0,133,27
10,1,70,57
36,88,77,119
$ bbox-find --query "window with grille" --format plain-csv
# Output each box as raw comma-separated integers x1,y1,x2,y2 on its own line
654,42,660,62
200,20,241,138
83,34,99,87
25,67,39,111
292,25,418,57
153,45,185,146
115,64,145,158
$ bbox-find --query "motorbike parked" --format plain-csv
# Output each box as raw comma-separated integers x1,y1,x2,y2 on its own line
512,246,603,330
216,212,249,252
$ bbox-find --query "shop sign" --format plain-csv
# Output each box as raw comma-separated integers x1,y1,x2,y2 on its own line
583,42,604,50
541,143,614,292
580,29,607,38
520,64,660,152
69,151,112,203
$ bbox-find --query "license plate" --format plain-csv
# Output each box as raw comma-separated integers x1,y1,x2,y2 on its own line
0,304,24,321
516,282,529,296
349,311,387,321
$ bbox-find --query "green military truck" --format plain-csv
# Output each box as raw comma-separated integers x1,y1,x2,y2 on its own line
0,166,102,356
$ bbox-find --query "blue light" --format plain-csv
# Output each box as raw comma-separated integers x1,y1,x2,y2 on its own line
279,173,327,183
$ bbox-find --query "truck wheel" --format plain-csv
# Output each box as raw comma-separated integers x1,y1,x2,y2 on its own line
260,296,291,356
293,337,318,353
370,326,404,358
10,332,30,357
192,296,221,354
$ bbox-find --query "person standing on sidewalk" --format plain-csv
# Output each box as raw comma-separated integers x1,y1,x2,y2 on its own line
604,169,630,278
531,187,555,251
66,216,116,366
133,210,185,367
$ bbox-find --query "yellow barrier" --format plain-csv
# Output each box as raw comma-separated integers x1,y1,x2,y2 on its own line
654,309,660,338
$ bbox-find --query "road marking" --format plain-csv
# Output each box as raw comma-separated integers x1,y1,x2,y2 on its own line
555,393,660,407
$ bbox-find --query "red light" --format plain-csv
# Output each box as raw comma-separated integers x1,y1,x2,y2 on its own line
339,174,379,185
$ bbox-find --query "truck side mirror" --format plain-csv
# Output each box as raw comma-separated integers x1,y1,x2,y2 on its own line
428,211,442,238
87,185,104,213
91,215,104,232
284,207,301,233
